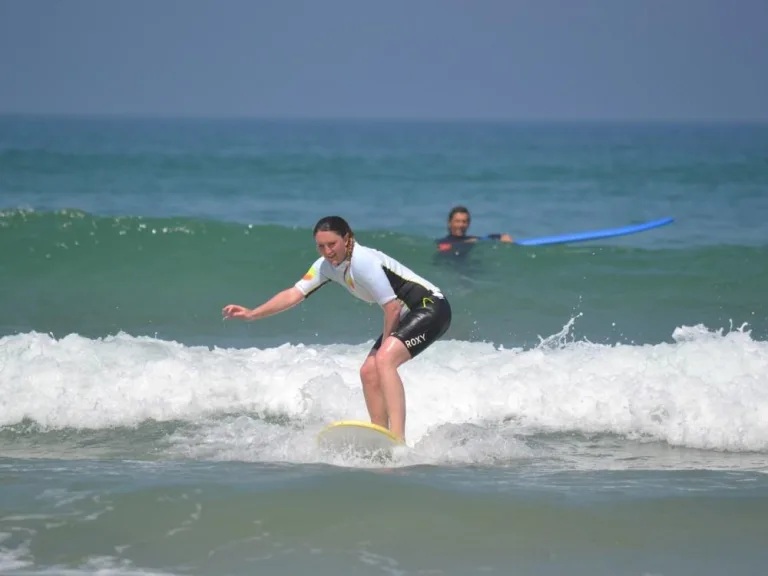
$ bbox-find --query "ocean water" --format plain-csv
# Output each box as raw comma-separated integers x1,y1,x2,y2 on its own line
1,116,767,575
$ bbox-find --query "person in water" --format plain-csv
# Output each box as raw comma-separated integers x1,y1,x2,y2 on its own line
435,205,513,255
222,215,452,442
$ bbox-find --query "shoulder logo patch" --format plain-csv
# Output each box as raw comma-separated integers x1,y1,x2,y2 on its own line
302,266,316,281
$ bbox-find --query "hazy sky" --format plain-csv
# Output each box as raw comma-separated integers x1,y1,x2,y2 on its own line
1,0,767,120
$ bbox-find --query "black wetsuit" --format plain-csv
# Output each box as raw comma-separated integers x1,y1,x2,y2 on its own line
434,233,503,259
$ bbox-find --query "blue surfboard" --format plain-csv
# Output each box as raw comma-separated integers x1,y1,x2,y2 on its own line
506,217,674,247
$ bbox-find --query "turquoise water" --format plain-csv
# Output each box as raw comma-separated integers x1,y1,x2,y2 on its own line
1,116,767,575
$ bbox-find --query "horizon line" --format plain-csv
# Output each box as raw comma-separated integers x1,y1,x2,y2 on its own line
1,112,767,125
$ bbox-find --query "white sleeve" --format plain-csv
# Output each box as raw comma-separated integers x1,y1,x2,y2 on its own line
352,253,398,307
294,257,330,297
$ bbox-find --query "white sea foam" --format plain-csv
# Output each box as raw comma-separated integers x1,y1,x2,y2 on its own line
1,323,767,463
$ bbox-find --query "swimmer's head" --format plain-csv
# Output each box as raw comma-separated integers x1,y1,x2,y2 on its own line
447,206,471,236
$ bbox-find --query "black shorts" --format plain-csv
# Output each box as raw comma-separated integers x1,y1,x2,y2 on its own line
371,295,452,358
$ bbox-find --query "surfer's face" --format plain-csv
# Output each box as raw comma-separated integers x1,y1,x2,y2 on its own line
315,230,348,266
448,212,470,236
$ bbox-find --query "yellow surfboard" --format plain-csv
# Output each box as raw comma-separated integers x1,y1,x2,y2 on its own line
317,420,405,456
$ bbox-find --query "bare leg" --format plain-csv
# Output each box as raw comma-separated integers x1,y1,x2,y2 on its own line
360,353,388,428
373,336,412,441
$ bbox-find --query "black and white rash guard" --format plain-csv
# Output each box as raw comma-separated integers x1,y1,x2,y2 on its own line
294,242,444,311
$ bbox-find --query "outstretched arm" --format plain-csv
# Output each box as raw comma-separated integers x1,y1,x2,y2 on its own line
222,287,305,321
486,233,514,243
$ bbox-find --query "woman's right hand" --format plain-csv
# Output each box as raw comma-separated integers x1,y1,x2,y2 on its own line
222,304,253,320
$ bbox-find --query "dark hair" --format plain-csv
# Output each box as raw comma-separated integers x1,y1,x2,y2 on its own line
313,215,354,239
448,205,471,222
